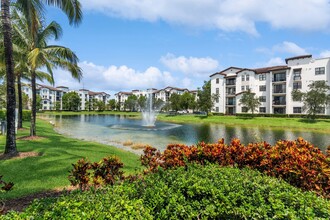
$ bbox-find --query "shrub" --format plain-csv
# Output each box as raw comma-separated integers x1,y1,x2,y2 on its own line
68,156,125,190
3,165,330,219
141,138,330,197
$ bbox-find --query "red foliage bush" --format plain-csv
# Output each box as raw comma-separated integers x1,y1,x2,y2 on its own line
140,137,330,197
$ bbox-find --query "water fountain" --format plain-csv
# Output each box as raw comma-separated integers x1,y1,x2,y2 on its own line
141,89,159,127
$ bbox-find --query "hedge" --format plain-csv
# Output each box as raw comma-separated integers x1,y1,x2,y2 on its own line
0,110,31,121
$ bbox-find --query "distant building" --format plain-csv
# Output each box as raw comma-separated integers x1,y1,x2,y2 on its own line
210,55,330,115
22,84,110,111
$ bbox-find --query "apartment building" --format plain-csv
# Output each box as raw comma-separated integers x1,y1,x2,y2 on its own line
210,55,330,115
22,84,110,111
115,86,197,111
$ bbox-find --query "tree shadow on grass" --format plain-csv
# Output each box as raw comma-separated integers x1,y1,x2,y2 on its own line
236,116,255,120
298,118,330,124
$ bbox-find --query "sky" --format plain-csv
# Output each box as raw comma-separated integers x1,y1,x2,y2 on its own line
42,0,330,96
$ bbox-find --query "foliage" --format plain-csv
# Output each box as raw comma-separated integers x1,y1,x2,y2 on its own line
0,175,14,214
141,137,330,197
239,89,260,115
0,82,6,109
180,92,196,111
94,100,105,112
68,156,125,191
62,92,81,111
124,95,138,111
107,99,116,110
292,81,330,119
3,164,330,219
197,80,219,115
36,95,42,111
137,95,147,110
21,93,29,110
55,101,61,111
169,93,181,111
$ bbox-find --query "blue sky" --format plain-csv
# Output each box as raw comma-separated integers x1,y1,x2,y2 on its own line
43,0,330,96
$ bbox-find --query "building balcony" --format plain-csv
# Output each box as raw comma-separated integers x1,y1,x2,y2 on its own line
293,76,301,81
273,89,286,94
272,79,286,83
226,102,236,106
272,101,286,105
226,93,236,97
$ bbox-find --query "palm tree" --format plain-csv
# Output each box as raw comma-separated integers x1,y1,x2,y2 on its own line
1,0,17,156
1,0,82,155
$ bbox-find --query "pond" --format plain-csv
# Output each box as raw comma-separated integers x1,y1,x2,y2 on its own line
43,114,330,153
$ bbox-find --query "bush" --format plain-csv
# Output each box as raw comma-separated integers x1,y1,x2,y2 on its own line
141,138,330,197
3,165,330,219
68,156,124,191
0,110,31,121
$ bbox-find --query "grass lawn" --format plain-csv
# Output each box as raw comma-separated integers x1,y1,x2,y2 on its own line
0,119,142,200
40,111,330,133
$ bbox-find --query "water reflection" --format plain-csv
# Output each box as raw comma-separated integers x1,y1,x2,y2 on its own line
42,114,330,152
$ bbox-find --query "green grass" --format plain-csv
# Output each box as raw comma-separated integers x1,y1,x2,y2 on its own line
0,119,142,200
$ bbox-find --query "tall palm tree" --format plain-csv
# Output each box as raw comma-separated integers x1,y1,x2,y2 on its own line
1,0,17,156
1,0,82,155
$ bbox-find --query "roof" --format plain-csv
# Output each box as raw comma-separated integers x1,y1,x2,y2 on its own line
285,55,312,64
253,65,290,74
210,66,243,77
38,84,62,91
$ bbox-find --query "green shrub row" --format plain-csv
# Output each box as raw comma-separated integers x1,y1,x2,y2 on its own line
0,110,31,121
3,164,330,219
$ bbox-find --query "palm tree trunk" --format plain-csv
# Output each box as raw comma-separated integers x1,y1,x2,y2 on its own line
30,71,37,136
2,0,18,155
17,73,23,129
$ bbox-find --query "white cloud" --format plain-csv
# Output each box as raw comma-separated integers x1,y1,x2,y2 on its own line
160,53,219,76
52,61,177,93
254,57,285,68
273,41,307,55
81,0,330,35
319,50,330,58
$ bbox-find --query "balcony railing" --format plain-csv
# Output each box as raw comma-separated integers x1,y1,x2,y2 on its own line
272,78,286,82
273,89,286,94
226,82,236,86
226,102,236,105
273,101,286,105
293,76,301,81
226,92,236,95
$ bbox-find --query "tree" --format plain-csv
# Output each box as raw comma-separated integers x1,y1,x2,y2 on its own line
36,95,42,110
62,91,81,111
95,100,105,112
22,93,29,110
169,93,181,111
292,81,330,119
180,92,196,111
197,81,219,115
124,95,137,111
55,101,61,111
1,0,82,156
137,95,147,111
107,99,116,110
239,89,260,115
154,98,165,111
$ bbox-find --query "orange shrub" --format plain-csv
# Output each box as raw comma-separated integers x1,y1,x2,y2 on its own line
141,137,330,197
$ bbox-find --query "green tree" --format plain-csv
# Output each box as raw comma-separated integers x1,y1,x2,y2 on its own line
169,93,181,111
36,95,42,110
180,92,196,111
107,99,116,110
1,0,83,156
22,93,29,110
95,100,105,112
239,89,260,115
197,81,219,115
137,95,147,111
124,95,138,111
154,98,165,111
55,101,61,111
292,81,330,119
62,92,81,111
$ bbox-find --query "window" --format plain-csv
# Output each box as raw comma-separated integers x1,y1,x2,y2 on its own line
216,88,219,94
216,78,219,84
316,107,325,114
293,82,302,89
242,107,248,112
259,96,266,102
293,107,302,113
241,86,245,91
259,85,266,91
241,75,245,81
259,107,266,113
216,97,219,103
293,69,301,80
315,67,325,75
246,75,250,81
216,107,219,112
259,74,266,81
43,101,47,104
246,85,249,90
